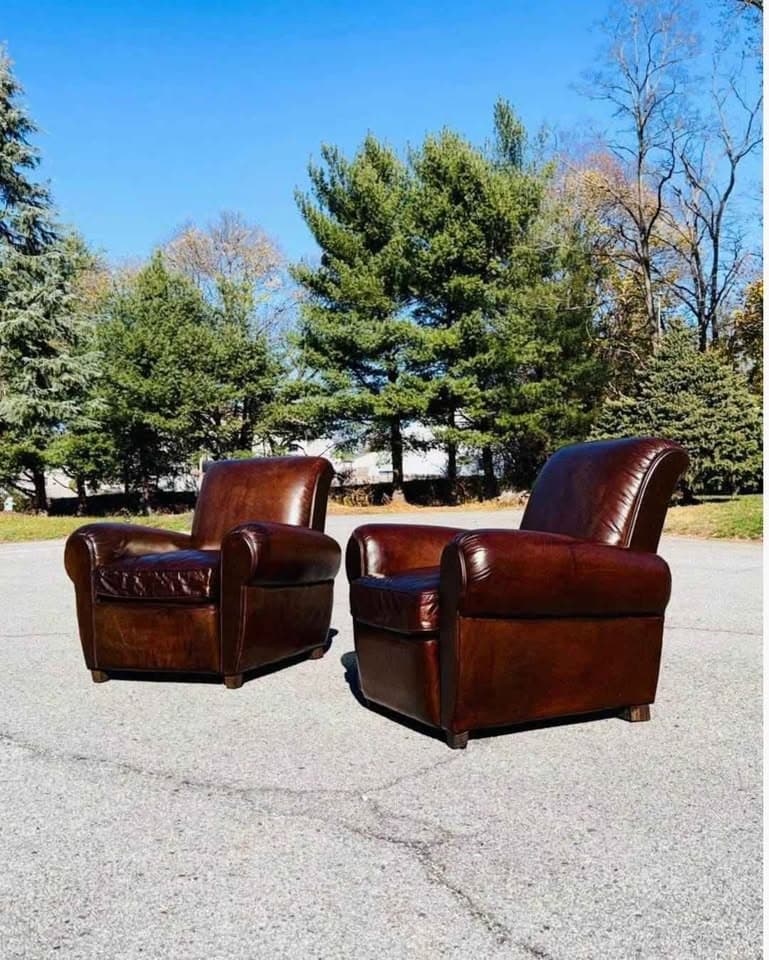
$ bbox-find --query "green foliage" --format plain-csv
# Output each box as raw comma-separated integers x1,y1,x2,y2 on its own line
292,135,421,488
0,47,55,254
292,103,607,495
727,278,763,395
593,324,762,494
0,53,102,511
95,254,281,499
406,102,606,489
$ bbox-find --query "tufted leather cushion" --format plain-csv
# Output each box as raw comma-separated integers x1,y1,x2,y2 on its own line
350,567,440,634
94,550,220,602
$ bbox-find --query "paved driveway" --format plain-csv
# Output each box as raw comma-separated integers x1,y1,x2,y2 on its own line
0,510,761,959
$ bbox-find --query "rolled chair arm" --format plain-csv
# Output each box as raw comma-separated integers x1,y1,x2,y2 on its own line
440,529,671,618
346,523,467,581
221,521,341,586
64,523,193,581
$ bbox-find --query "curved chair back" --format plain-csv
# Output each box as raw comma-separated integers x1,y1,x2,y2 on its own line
192,456,334,549
520,437,689,552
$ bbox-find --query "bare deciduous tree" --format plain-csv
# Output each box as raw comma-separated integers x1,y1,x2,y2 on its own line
581,0,696,340
164,210,291,336
661,62,762,347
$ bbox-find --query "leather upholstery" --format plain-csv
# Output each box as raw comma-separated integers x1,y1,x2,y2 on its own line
354,624,442,727
350,568,441,634
439,616,665,733
193,456,333,548
94,550,219,602
221,521,340,586
64,456,340,683
442,529,671,618
65,524,196,669
345,524,464,580
520,437,689,551
93,603,220,673
346,437,690,746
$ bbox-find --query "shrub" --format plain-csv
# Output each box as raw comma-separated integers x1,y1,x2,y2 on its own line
592,324,762,495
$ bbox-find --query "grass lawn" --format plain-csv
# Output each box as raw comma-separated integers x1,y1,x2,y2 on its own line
0,494,761,543
662,494,762,541
0,512,195,544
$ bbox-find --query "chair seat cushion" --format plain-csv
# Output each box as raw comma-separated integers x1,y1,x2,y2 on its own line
350,567,440,634
94,550,220,603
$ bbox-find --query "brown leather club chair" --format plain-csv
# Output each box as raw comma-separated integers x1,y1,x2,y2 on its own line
346,437,689,749
65,456,341,688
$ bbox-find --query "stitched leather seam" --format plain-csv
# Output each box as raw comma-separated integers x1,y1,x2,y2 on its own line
84,536,99,668
308,460,328,530
623,447,680,548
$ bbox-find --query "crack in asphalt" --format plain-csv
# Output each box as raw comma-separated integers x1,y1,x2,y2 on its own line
0,730,517,953
665,624,761,637
0,728,460,803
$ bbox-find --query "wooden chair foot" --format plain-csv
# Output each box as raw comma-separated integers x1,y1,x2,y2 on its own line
620,704,651,722
91,670,109,684
308,646,325,660
446,730,469,750
224,674,243,689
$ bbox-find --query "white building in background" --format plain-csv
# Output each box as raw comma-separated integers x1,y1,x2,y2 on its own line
294,424,477,484
34,425,476,505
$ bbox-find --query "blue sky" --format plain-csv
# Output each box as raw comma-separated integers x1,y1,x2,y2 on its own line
1,0,760,264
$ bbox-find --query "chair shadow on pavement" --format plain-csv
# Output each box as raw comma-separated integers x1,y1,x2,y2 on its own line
340,649,622,747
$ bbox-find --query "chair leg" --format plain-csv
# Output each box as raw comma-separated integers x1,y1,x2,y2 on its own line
224,674,243,690
308,646,325,660
91,670,109,684
620,704,651,722
446,730,469,750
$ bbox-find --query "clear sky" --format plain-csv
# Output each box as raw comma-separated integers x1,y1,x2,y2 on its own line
1,0,759,264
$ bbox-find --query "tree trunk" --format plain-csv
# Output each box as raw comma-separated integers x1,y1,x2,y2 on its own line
140,477,153,516
76,477,88,516
389,416,406,503
238,400,254,451
481,446,498,500
32,468,48,514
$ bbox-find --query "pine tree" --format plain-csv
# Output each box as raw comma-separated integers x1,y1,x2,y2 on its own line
0,49,93,511
407,101,605,492
0,47,54,254
292,136,421,497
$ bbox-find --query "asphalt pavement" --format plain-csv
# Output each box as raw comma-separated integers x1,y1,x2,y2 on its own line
0,509,761,959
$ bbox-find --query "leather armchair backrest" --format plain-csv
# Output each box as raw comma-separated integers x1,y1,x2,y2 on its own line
520,437,689,552
191,456,334,549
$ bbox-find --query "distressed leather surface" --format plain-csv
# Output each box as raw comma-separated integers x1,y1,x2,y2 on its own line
441,529,671,618
346,437,690,740
94,550,220,602
345,524,465,580
192,456,333,548
64,456,338,679
350,567,441,634
520,437,689,551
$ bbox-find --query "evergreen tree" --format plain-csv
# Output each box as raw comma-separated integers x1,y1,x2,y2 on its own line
97,254,280,506
0,48,54,254
0,50,93,510
407,102,604,492
727,278,763,395
592,323,762,495
292,136,421,497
